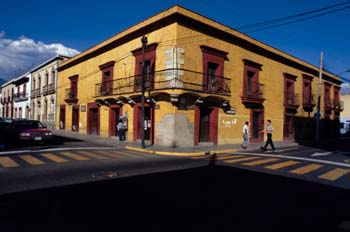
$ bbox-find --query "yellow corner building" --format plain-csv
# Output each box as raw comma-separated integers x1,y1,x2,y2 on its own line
57,5,343,147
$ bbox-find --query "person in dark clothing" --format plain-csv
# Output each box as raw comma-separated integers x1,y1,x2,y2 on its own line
117,119,124,141
260,119,275,151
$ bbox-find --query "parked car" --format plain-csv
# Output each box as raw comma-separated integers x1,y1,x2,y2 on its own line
9,120,53,143
0,120,12,148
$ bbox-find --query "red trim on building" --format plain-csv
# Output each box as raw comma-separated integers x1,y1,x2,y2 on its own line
109,105,122,137
87,102,100,135
132,43,158,91
200,45,227,92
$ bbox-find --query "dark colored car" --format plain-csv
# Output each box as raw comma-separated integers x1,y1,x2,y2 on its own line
9,120,53,143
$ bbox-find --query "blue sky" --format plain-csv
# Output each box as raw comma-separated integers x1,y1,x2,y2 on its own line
1,0,350,84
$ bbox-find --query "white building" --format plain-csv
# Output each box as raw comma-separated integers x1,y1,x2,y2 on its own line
13,73,31,119
30,55,69,128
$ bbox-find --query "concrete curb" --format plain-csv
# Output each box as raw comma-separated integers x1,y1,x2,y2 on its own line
125,146,236,156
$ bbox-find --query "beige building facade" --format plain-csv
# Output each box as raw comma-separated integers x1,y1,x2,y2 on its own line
30,55,69,128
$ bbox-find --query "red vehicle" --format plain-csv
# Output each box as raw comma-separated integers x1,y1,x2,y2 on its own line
9,120,53,143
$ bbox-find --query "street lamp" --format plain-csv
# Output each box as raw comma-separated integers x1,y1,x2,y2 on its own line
141,36,148,148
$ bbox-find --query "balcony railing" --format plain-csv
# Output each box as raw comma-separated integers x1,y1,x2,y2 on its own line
95,68,231,97
42,83,55,96
284,93,300,109
13,92,29,102
302,93,316,110
42,85,48,96
324,98,334,111
48,83,55,94
241,81,264,104
31,89,41,98
334,100,344,112
64,88,78,104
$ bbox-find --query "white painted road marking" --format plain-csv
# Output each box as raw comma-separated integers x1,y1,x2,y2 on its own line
311,152,333,157
232,152,350,168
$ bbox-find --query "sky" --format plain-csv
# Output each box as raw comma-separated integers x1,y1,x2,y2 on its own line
1,0,350,90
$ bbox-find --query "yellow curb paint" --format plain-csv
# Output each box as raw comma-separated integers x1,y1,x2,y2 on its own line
242,158,279,166
224,157,260,163
19,155,45,165
0,157,19,168
265,160,299,170
154,150,204,156
319,168,348,181
290,164,323,175
60,152,90,161
41,153,69,163
125,146,234,157
211,149,236,154
78,151,109,159
125,146,153,154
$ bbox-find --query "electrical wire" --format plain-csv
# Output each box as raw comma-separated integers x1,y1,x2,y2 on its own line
236,1,350,31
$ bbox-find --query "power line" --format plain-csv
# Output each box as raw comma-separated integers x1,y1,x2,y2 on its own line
236,1,350,31
243,6,350,33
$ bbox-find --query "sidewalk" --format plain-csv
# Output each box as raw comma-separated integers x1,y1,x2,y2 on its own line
52,129,299,156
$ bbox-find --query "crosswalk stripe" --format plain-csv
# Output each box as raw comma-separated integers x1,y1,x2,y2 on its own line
265,160,299,170
242,158,279,166
19,155,45,165
224,157,260,163
41,153,69,163
290,164,323,175
0,157,19,168
216,155,245,160
319,168,348,181
60,152,90,161
78,151,109,159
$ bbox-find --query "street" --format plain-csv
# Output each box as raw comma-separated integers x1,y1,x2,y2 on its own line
1,165,350,232
1,137,350,231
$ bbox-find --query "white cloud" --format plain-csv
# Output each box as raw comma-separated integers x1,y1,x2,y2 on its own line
0,32,80,80
341,83,350,95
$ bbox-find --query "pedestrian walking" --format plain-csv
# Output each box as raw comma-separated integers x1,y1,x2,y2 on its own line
260,119,275,151
242,121,249,149
117,119,124,141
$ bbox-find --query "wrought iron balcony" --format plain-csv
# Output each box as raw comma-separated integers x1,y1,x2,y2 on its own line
95,68,231,97
64,88,78,104
284,93,300,109
42,85,48,96
334,100,344,112
48,83,55,94
13,92,29,102
302,93,316,111
31,89,41,98
241,81,265,105
42,83,55,95
324,98,334,111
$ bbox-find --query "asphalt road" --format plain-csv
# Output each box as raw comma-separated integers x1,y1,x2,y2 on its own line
1,165,350,232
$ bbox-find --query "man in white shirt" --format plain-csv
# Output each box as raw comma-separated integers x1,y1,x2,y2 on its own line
260,119,275,151
242,121,249,149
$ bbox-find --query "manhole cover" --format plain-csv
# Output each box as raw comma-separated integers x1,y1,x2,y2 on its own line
91,171,117,179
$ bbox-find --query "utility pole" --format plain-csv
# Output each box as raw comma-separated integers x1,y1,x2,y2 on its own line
315,51,323,141
141,35,147,148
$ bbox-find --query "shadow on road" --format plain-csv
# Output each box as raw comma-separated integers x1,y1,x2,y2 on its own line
0,135,83,151
296,136,350,152
0,165,349,232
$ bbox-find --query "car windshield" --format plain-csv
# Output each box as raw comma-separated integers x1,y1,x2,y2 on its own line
15,121,45,129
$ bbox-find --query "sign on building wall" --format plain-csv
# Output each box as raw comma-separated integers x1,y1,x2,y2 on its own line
81,105,86,112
